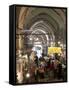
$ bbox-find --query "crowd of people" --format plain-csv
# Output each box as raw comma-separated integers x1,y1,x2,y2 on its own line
16,51,67,83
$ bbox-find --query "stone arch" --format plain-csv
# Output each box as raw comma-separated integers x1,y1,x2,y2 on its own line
16,6,66,52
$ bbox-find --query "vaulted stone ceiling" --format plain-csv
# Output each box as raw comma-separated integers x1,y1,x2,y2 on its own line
16,6,67,46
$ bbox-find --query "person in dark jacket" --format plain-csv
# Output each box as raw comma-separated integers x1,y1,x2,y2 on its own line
57,63,62,79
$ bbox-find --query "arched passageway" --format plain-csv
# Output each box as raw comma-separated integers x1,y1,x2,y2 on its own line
16,6,67,84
